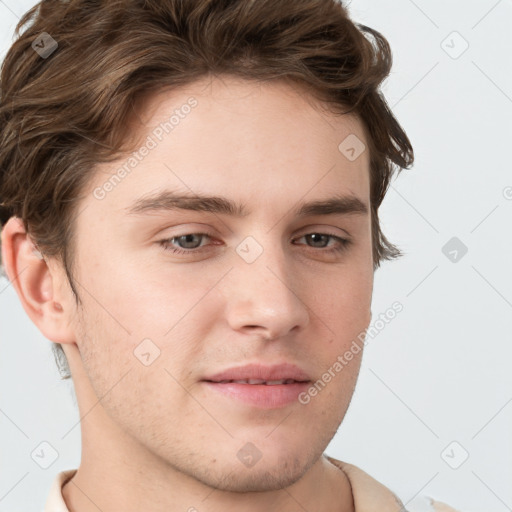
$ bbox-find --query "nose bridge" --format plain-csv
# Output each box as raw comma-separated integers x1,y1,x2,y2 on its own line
224,233,310,338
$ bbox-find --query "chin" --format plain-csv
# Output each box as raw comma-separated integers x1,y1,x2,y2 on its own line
196,456,310,493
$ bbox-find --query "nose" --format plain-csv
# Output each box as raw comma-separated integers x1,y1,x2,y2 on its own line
224,241,310,341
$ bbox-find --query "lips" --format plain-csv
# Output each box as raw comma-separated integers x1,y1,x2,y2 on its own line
201,363,312,408
215,378,302,385
202,363,311,384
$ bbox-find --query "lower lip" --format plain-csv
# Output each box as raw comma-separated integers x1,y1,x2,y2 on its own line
202,381,311,408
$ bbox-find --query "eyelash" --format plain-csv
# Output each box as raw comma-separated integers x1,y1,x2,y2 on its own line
158,231,352,256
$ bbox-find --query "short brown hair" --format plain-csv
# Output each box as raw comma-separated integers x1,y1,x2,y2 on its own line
0,0,414,379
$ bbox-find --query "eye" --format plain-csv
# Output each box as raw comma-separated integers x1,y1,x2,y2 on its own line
293,233,352,254
159,232,216,255
158,231,351,256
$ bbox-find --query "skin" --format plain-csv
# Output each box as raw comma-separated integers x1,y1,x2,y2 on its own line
2,75,374,512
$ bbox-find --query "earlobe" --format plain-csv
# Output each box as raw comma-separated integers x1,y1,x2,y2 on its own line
1,217,76,345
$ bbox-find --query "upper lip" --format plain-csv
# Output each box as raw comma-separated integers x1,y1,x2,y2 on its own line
202,363,311,382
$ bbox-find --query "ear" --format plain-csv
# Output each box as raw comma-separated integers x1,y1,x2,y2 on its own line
1,217,76,345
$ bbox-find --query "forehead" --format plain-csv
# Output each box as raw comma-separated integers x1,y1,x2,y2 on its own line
135,75,368,152
84,75,370,220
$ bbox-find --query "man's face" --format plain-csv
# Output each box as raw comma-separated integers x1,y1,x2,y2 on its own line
66,76,373,491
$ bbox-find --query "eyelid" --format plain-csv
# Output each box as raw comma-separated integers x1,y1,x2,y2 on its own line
294,224,351,238
155,220,350,238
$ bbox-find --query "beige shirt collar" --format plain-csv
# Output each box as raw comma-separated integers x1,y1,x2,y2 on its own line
44,468,76,512
326,456,406,511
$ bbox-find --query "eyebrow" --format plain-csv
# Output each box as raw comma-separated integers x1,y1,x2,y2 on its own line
125,191,369,218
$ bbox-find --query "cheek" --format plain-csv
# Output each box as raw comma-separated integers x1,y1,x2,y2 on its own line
74,271,210,384
76,254,184,342
313,264,373,331
310,264,372,385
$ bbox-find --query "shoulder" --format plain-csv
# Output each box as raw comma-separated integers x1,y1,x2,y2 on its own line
325,455,461,512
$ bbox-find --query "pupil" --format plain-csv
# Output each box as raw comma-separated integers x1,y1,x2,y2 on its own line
309,234,327,247
180,234,200,248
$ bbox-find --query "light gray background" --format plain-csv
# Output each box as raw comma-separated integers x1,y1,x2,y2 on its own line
1,1,511,511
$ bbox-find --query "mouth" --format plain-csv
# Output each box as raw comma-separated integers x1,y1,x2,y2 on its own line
201,378,311,408
204,378,309,385
201,362,312,408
